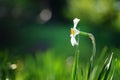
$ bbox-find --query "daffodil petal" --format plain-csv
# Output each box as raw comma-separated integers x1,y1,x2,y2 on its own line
73,18,80,28
71,37,78,46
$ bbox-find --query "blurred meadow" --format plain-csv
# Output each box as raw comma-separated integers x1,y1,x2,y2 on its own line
0,0,120,80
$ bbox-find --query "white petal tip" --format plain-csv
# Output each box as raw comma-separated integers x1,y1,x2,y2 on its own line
73,18,80,28
73,18,80,23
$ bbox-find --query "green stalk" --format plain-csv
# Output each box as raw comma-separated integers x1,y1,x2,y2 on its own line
72,48,79,80
80,31,96,79
80,31,96,58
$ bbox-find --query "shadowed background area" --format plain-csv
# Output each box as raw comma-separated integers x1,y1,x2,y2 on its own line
0,0,120,80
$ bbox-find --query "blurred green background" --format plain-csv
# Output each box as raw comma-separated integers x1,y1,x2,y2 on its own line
0,0,120,80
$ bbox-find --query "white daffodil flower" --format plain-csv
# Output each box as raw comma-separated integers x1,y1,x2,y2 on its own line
70,18,80,46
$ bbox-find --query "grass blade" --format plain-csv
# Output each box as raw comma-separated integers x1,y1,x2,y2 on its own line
98,52,113,80
98,58,108,80
104,52,113,80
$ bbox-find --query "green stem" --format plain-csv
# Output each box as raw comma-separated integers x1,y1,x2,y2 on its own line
72,47,79,80
79,31,96,58
79,31,96,79
80,31,89,36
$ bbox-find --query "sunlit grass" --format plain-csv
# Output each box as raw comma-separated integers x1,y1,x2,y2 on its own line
0,47,120,80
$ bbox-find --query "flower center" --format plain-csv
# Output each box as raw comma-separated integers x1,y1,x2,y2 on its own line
70,28,75,35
